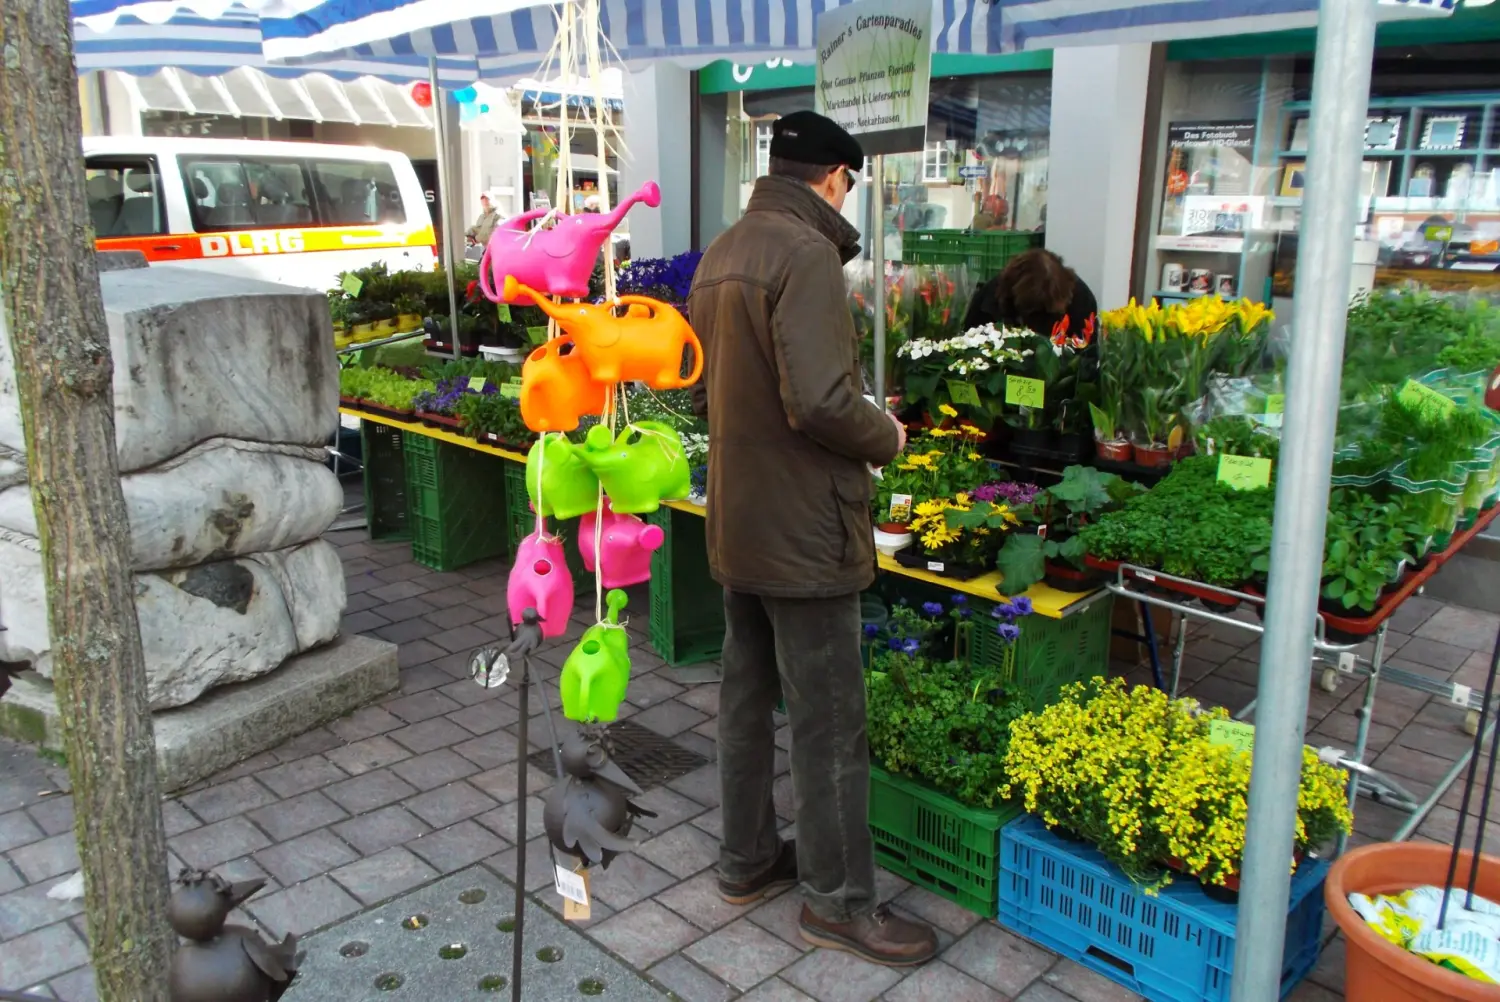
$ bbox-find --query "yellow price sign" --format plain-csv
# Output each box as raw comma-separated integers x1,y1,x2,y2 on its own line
1265,393,1284,415
500,380,522,399
1217,454,1272,491
946,380,982,408
340,274,363,297
1209,720,1256,755
497,304,512,323
467,377,488,392
1006,375,1046,409
1397,379,1456,419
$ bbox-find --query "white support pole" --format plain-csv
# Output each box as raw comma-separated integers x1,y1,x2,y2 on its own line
871,154,886,406
431,56,461,356
1229,0,1376,997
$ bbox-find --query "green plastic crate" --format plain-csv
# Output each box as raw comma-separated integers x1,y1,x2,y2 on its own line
361,422,411,542
647,506,725,666
900,230,1044,280
503,460,532,551
972,593,1116,709
403,435,510,572
869,763,1018,918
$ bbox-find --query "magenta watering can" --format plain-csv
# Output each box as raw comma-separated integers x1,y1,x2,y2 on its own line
578,502,666,588
477,181,662,305
507,530,574,639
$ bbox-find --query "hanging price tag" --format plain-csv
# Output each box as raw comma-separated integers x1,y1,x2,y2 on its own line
888,493,913,522
468,377,488,392
497,304,512,323
1398,379,1456,419
1208,720,1256,755
555,865,591,920
1217,454,1272,491
1006,375,1045,409
945,380,982,408
341,274,363,297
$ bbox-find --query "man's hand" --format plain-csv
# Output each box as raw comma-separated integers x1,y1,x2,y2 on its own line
887,412,907,455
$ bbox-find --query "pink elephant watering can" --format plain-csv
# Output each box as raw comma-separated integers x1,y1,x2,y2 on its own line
578,502,666,588
506,530,574,638
477,181,662,305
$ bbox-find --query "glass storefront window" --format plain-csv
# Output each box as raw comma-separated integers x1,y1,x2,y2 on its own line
724,71,1051,262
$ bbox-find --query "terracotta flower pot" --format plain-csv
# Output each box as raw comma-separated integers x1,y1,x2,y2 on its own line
1326,841,1500,1001
1132,443,1174,469
876,521,911,535
1095,438,1133,463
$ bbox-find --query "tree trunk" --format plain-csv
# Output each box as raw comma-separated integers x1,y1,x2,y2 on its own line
0,2,173,1000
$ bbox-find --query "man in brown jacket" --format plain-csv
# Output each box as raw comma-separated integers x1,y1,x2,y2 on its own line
687,110,937,967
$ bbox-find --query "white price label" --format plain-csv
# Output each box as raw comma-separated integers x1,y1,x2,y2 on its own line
554,865,589,905
1136,570,1157,582
927,561,944,573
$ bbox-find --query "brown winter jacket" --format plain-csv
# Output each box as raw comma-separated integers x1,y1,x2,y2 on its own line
687,175,901,598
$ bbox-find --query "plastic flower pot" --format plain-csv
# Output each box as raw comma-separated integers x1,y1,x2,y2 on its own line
1095,438,1133,463
1326,841,1500,1001
1132,442,1174,469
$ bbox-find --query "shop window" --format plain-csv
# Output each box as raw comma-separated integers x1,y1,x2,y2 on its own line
84,157,165,237
181,157,314,230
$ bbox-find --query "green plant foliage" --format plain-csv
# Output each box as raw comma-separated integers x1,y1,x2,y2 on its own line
455,392,536,449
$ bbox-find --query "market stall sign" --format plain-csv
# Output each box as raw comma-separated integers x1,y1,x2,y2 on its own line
697,52,1053,94
1217,454,1272,491
468,377,488,393
1208,720,1256,755
1006,375,1045,409
341,274,363,297
813,0,933,156
946,379,982,407
1398,378,1456,418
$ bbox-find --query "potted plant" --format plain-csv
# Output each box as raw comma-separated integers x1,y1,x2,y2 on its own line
1002,677,1353,892
896,323,1034,426
986,466,1141,594
901,493,1018,579
456,391,536,450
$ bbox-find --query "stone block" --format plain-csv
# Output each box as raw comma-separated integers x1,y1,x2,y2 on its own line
0,633,398,791
0,266,336,474
0,441,340,572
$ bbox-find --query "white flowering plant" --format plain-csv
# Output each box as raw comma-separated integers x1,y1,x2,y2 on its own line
897,324,1035,423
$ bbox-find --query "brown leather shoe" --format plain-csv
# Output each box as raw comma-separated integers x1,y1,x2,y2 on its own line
718,840,798,905
798,903,939,967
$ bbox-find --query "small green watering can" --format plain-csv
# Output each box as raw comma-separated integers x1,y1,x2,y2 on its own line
560,589,632,723
579,421,691,515
526,433,600,521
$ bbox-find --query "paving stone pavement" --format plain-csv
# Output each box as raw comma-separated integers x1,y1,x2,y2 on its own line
4,523,1500,1001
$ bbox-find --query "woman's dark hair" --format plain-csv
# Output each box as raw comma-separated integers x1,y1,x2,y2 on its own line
991,249,1077,322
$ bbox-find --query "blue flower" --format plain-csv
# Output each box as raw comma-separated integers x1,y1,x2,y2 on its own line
950,594,967,606
921,601,943,616
862,623,879,639
991,603,1017,621
996,622,1021,642
901,638,921,654
887,636,904,651
1011,596,1034,616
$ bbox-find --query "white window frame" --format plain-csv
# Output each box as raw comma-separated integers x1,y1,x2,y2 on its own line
922,140,952,183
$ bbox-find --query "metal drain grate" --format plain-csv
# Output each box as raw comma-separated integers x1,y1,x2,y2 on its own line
527,719,709,791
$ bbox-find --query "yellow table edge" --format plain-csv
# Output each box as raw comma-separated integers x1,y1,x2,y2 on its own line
340,407,1099,619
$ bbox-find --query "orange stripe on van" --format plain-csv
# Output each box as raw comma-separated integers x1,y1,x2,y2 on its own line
97,224,437,262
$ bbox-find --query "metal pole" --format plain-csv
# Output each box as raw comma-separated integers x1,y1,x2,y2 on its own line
511,662,529,1002
1229,0,1376,997
429,57,461,358
871,154,886,407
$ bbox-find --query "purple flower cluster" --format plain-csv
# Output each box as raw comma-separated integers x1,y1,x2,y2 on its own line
413,376,498,415
990,595,1034,642
887,636,921,654
618,250,704,304
971,481,1040,506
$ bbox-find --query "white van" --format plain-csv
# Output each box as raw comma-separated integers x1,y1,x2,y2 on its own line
83,137,436,290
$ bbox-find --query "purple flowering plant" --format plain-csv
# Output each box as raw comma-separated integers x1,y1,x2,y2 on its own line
617,250,704,305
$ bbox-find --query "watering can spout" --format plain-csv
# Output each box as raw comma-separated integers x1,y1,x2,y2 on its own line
604,589,628,626
505,276,556,312
603,182,662,231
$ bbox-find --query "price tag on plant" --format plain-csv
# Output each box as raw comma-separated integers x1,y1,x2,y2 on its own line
467,377,487,392
888,493,912,522
1005,375,1045,409
500,380,522,399
1264,393,1285,429
1217,454,1272,491
945,380,982,408
496,304,512,323
341,274,363,298
1397,378,1456,419
1208,720,1256,755
927,561,945,573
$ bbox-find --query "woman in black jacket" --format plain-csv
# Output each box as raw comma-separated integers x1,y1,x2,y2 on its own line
962,248,1097,340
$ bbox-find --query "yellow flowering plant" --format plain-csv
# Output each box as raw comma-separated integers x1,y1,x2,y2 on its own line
1001,677,1352,891
873,415,992,524
908,493,1017,565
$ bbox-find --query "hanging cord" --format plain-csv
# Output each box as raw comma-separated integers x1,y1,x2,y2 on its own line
533,431,547,540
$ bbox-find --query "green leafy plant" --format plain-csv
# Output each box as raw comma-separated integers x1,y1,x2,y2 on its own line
985,466,1142,593
455,392,535,448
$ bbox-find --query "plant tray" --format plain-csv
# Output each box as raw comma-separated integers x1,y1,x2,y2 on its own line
362,402,417,421
869,763,1018,918
893,548,987,581
416,411,464,431
999,816,1328,1002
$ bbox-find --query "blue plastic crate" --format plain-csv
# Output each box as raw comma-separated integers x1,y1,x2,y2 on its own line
998,816,1328,1002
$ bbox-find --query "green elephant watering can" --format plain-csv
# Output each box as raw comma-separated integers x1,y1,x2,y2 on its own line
560,589,632,723
579,421,691,515
526,433,600,521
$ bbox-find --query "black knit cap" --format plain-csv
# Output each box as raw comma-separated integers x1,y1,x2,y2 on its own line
770,110,865,171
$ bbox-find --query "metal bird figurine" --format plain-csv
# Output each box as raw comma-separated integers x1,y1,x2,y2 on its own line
543,726,657,869
168,869,301,1002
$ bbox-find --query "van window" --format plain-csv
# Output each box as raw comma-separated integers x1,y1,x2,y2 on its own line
312,160,406,225
181,157,314,231
84,158,165,237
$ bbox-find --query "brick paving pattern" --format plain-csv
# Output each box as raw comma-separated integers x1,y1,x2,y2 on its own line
3,524,1499,1000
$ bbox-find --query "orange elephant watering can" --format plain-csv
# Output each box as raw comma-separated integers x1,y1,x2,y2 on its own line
519,335,610,433
504,278,704,390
